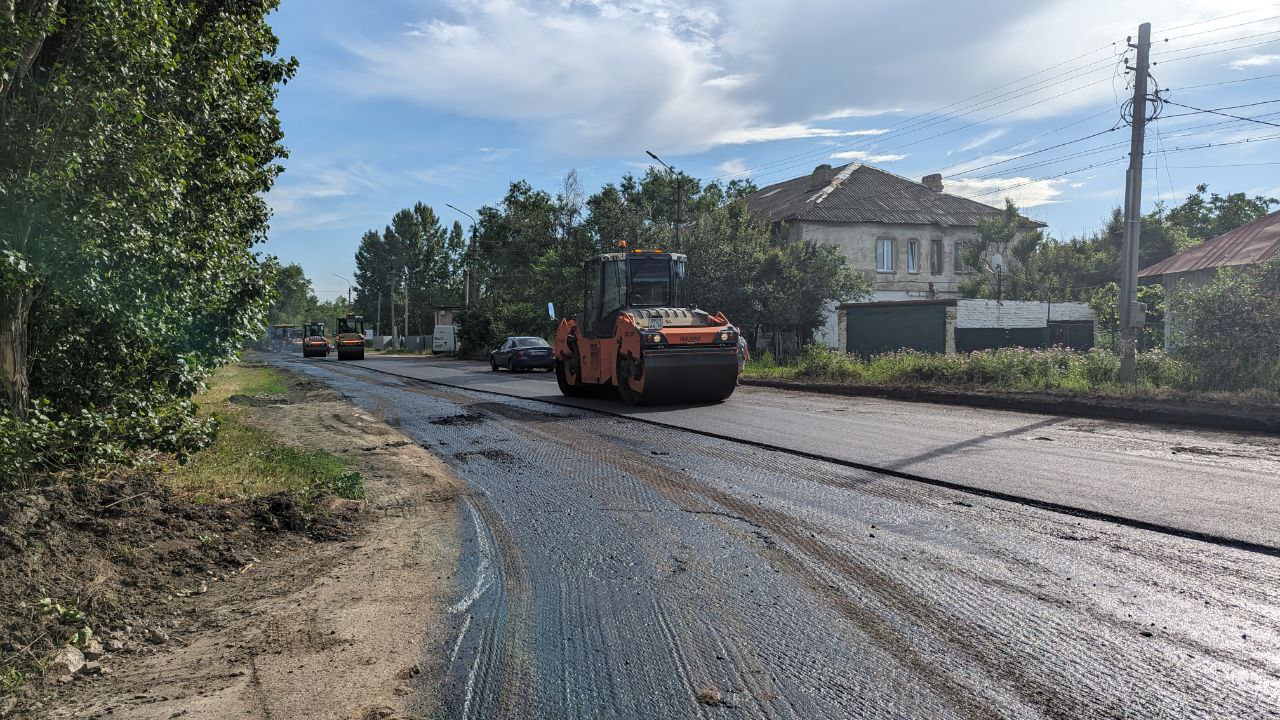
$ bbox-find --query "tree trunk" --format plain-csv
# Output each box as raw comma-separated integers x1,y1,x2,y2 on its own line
0,287,32,418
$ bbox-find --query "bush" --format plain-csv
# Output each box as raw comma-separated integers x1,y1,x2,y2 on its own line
1169,259,1280,391
456,302,553,358
766,344,1189,393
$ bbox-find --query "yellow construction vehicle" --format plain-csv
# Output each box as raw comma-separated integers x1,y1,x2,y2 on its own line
553,248,739,405
335,314,366,361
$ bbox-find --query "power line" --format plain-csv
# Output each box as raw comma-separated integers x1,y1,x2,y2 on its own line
1163,14,1280,41
941,124,1122,178
1158,4,1280,34
935,107,1118,175
1163,160,1280,167
1162,99,1280,127
1171,73,1280,91
1154,36,1280,64
714,42,1121,182
1157,98,1280,119
1153,28,1280,55
743,69,1119,186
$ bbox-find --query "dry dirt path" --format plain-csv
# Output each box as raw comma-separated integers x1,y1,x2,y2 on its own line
39,371,462,720
278,355,1280,720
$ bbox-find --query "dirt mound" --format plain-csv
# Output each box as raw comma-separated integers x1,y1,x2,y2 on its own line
0,470,362,709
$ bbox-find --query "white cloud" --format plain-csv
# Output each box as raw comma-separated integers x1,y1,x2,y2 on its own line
716,158,749,177
716,124,888,145
337,0,1280,157
267,163,383,219
1230,54,1280,70
829,150,907,163
957,129,1007,153
810,106,901,121
944,176,1069,208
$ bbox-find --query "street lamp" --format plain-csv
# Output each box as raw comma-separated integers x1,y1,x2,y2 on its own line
333,274,352,306
646,150,682,251
446,203,477,307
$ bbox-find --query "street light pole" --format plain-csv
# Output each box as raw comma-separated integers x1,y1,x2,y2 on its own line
446,203,477,307
646,150,681,252
333,274,352,306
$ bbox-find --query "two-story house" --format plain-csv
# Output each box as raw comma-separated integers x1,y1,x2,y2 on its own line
745,162,1029,346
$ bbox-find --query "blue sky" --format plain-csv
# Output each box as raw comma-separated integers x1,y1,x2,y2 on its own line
262,0,1280,302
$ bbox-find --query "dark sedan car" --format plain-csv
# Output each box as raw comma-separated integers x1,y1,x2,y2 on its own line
490,336,555,371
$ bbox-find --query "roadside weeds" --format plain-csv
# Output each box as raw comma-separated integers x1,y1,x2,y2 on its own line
1,363,463,719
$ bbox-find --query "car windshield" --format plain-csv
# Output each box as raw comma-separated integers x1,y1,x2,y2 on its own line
628,258,671,307
513,337,549,348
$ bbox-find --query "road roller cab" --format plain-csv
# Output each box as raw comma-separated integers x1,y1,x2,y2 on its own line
335,314,366,360
301,321,330,358
553,249,740,405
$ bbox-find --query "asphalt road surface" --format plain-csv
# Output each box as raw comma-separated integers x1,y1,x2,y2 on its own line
273,354,1279,719
319,355,1280,550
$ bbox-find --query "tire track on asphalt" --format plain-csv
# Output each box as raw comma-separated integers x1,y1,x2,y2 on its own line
274,356,1280,719
316,356,1280,558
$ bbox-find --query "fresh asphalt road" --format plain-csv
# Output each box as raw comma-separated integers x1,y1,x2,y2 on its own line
327,355,1280,551
272,354,1280,719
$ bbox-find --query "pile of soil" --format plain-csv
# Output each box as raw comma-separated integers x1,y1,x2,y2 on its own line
0,469,362,712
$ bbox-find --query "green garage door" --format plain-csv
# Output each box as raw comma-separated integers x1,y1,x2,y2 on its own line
845,304,947,356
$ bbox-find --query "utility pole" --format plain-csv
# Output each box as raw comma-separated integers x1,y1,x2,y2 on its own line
1119,22,1151,384
446,204,477,308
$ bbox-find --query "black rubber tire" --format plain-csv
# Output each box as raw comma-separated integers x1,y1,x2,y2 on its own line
617,357,644,406
556,359,589,397
490,357,499,371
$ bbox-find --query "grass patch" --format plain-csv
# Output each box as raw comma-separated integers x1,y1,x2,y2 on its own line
172,364,364,502
743,345,1205,397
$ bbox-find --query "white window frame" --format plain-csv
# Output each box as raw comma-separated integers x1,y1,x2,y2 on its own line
876,237,894,273
906,239,919,274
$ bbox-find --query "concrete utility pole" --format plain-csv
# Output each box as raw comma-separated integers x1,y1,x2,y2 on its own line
446,203,477,308
1119,22,1151,384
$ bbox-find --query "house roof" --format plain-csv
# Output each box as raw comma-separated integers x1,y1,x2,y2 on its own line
744,163,1018,228
1138,209,1280,277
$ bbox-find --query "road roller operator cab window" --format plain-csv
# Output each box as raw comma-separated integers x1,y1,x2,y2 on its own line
338,316,364,334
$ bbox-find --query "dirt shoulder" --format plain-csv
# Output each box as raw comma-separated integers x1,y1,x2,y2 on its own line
5,366,462,720
740,377,1280,433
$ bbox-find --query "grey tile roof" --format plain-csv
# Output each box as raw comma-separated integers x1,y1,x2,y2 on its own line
1139,209,1280,277
744,163,1012,228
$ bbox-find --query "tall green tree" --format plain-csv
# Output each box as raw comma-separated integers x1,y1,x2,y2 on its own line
1164,184,1278,245
2,1,294,476
268,263,315,325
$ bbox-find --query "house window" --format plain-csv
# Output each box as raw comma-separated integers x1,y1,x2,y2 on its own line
930,238,944,275
906,239,919,273
876,238,894,272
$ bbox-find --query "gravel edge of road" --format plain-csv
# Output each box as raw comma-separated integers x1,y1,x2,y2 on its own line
739,378,1280,434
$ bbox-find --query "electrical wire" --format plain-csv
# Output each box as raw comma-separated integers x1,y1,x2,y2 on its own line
1157,98,1280,119
713,42,1121,182
1162,14,1280,41
1171,73,1280,91
1158,4,1280,34
1152,28,1280,55
1162,99,1280,128
1154,37,1280,64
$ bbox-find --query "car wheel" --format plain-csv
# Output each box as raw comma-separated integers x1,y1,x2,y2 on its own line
491,356,499,371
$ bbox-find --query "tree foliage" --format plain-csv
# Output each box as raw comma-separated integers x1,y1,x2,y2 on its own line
1,0,295,483
1167,258,1280,391
447,168,863,355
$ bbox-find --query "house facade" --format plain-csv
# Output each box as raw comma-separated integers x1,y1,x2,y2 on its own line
745,163,1031,346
